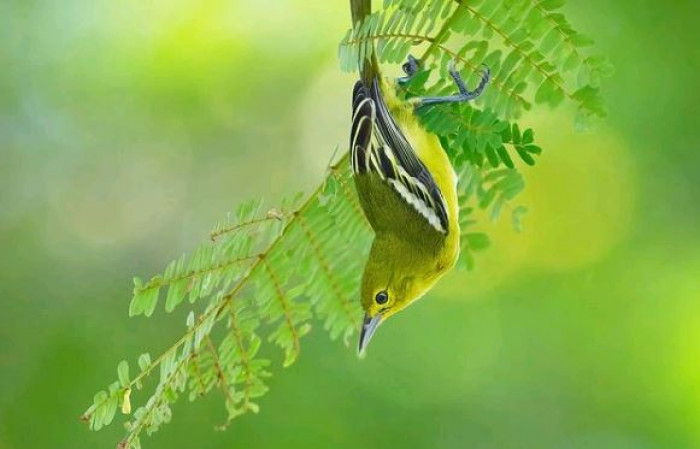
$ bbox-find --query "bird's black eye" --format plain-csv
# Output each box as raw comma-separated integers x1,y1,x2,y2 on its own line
375,290,389,305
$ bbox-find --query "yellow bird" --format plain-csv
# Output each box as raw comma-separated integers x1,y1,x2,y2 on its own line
350,36,490,354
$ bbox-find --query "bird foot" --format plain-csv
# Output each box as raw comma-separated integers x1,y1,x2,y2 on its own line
412,60,490,108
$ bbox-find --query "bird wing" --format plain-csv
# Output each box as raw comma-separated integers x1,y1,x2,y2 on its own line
350,79,449,234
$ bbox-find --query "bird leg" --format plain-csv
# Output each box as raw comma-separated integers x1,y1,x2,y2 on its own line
411,60,491,108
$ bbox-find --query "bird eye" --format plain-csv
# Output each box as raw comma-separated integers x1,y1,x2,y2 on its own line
375,290,389,305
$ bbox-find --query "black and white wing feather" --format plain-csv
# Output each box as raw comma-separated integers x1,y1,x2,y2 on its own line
350,79,449,234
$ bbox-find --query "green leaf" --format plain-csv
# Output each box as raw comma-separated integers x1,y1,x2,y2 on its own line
524,144,542,155
515,146,536,165
478,185,497,209
484,144,500,168
117,361,130,388
540,28,561,54
534,78,554,104
570,33,594,47
563,51,580,72
137,353,151,371
91,390,109,431
539,0,566,11
512,124,521,144
465,232,491,251
511,205,529,232
165,279,188,313
496,145,514,168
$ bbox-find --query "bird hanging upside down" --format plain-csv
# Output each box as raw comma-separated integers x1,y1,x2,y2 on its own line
350,55,490,355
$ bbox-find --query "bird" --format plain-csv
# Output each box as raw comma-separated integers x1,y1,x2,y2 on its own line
350,52,490,355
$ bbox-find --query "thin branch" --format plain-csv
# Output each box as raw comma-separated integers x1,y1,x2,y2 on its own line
135,254,261,294
211,213,291,242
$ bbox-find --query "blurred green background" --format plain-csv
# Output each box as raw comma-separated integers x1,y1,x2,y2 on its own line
1,1,699,448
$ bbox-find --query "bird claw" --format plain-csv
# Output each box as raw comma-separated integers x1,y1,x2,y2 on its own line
402,54,420,77
447,59,458,77
398,54,421,84
479,64,491,82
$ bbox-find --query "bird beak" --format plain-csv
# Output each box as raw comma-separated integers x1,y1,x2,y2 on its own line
358,313,383,356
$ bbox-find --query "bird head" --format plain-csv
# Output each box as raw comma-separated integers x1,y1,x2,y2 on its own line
357,235,446,355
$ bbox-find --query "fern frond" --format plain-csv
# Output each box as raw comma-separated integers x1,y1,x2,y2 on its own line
339,0,613,125
81,159,374,448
